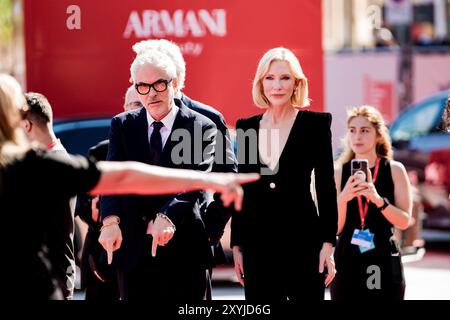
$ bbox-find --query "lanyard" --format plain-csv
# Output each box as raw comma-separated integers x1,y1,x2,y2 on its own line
46,139,59,150
357,158,380,229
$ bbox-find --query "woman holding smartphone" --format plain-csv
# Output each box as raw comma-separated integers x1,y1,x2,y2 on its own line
330,105,412,300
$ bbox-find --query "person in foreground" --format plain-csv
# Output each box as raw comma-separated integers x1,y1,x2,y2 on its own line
330,105,412,300
20,92,78,299
0,73,258,300
231,47,338,301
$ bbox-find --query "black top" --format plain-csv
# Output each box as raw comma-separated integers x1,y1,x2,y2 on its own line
230,110,338,300
335,158,396,260
231,110,338,250
330,158,405,300
0,149,101,299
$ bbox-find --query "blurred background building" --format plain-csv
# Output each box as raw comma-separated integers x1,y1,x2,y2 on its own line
323,0,450,50
323,0,450,148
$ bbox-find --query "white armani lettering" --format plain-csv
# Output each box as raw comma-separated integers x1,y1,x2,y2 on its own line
123,9,227,38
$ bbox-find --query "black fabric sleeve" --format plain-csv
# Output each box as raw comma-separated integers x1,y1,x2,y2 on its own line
159,122,217,228
230,118,246,248
100,116,124,220
32,150,101,198
203,114,238,245
313,113,338,246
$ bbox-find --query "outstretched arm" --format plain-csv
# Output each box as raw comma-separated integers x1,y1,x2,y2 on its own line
95,160,258,264
91,160,258,208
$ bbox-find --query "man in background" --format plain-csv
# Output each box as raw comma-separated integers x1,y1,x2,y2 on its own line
21,92,76,299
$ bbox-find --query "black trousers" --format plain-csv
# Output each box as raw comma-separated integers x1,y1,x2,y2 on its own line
117,253,209,301
330,255,405,301
243,264,325,301
81,229,119,301
84,272,119,301
242,245,325,301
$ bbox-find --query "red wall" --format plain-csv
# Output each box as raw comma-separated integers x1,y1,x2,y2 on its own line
24,0,323,125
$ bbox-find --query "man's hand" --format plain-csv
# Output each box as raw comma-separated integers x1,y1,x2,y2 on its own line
98,222,122,265
146,214,176,257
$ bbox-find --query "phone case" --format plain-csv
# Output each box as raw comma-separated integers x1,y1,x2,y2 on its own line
351,159,369,182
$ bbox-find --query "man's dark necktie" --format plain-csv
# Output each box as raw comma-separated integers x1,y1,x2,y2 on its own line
150,121,164,165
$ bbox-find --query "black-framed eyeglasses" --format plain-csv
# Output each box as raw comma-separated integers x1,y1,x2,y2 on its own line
135,79,173,95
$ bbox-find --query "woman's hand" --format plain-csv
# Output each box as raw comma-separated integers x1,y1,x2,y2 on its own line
356,169,383,206
319,242,336,287
232,246,245,286
356,181,382,204
338,175,366,204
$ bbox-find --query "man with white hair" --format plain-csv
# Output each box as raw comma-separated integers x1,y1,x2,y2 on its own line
100,50,218,300
133,40,238,299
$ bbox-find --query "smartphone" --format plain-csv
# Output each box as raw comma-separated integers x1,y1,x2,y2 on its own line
351,159,369,183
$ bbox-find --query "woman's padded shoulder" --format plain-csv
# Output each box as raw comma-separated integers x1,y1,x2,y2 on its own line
236,114,262,129
301,110,332,128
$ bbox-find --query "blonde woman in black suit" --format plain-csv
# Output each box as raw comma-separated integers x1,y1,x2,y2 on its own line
231,48,338,301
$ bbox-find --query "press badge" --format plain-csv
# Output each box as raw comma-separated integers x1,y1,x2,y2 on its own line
359,238,375,253
351,229,375,249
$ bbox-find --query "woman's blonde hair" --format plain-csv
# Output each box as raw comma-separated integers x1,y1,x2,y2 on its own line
336,105,393,165
0,74,28,165
252,47,310,108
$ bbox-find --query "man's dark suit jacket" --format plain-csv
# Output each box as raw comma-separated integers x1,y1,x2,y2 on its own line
100,100,217,272
179,94,237,257
76,139,118,300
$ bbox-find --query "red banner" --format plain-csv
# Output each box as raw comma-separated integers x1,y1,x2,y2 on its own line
24,0,323,125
